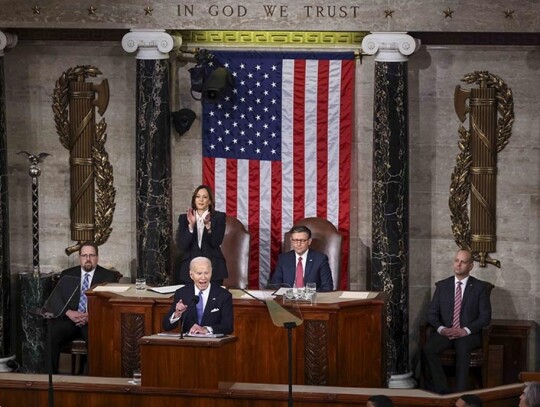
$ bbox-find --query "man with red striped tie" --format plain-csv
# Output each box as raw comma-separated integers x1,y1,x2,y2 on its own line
423,249,492,394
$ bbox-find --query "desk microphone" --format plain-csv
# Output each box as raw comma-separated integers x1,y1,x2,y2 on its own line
180,295,200,340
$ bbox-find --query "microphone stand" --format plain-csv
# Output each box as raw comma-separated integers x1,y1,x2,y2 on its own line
284,321,297,407
179,295,199,340
44,312,54,407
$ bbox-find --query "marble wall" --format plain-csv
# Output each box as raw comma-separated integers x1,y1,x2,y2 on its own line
4,40,540,369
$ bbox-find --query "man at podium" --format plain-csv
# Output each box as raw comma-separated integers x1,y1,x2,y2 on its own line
163,256,233,335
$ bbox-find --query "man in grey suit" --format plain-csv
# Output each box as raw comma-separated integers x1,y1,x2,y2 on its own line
423,249,492,394
49,241,118,373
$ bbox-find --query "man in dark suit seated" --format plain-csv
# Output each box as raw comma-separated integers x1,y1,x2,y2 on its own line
163,256,233,335
49,241,118,374
423,249,492,394
269,225,333,292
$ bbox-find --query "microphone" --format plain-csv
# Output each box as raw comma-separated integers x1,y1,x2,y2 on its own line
180,295,200,339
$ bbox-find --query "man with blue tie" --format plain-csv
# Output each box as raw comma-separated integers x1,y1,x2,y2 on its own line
49,241,118,373
423,249,492,394
269,225,333,292
163,256,233,335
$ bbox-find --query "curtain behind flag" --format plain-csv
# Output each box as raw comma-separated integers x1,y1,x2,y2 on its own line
202,50,354,289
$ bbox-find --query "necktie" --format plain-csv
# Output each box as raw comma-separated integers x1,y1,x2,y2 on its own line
295,257,304,288
78,273,91,312
196,290,204,325
452,281,462,328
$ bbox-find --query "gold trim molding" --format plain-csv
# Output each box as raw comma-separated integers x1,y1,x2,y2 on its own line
174,30,367,48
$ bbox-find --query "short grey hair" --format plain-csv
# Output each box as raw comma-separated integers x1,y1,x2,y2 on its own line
523,382,540,407
190,256,212,270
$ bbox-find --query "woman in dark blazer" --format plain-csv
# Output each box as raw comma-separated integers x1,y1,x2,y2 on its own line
175,185,228,285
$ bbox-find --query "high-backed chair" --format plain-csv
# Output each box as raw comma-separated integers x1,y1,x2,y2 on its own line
282,217,342,290
222,216,250,289
419,282,495,390
60,269,123,375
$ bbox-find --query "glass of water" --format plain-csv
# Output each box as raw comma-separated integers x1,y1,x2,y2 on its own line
135,278,146,291
306,282,316,294
133,369,141,385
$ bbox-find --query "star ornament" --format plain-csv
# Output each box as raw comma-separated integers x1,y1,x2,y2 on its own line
443,7,454,18
144,5,153,16
87,5,97,15
384,8,394,18
32,6,41,15
504,9,515,19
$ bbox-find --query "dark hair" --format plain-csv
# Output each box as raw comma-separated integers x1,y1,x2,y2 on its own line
367,395,394,407
79,241,99,256
191,185,215,213
460,394,483,407
289,224,312,238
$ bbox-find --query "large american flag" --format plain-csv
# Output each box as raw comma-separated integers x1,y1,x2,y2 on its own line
201,50,355,289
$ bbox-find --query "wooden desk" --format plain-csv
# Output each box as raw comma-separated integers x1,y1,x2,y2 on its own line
87,288,386,388
139,335,237,389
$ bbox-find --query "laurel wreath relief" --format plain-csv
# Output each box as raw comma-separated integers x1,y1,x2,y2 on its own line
52,65,116,254
449,71,514,266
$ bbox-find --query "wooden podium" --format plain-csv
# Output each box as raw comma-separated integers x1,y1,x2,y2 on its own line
87,288,386,388
139,335,237,389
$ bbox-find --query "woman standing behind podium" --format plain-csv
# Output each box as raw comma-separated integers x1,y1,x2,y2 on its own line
175,185,228,285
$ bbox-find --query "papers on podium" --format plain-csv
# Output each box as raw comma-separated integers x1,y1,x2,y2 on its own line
147,284,184,294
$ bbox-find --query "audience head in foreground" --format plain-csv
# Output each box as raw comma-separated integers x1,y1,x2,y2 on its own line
520,382,540,407
163,256,233,335
367,395,394,407
456,394,483,407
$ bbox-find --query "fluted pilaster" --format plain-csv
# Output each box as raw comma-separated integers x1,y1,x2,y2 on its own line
362,32,420,388
122,30,181,286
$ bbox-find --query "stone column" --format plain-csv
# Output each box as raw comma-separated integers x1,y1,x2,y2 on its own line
361,32,420,388
122,30,181,286
0,31,17,372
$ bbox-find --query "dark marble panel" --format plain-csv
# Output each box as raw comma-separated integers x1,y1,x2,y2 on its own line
371,61,410,377
0,57,11,359
18,273,54,373
135,59,172,287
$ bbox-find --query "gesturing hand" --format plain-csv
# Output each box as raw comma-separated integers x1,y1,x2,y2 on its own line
174,299,187,318
203,212,211,230
187,207,196,227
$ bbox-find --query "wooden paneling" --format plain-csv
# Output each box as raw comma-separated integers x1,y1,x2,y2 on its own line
139,335,237,388
0,374,525,407
491,319,533,384
87,290,387,387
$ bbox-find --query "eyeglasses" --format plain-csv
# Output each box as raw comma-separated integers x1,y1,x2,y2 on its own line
80,254,97,259
291,239,308,244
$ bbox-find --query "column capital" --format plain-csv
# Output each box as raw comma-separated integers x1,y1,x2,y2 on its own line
0,31,18,57
122,29,181,60
361,32,420,62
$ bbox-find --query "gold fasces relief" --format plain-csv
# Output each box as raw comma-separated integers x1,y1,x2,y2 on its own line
450,71,514,267
52,65,116,255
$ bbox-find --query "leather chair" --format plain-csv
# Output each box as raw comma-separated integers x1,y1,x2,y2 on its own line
282,217,343,290
222,216,250,289
60,269,123,375
419,283,495,390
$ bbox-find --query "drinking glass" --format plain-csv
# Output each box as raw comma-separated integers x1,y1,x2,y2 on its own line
135,278,146,291
133,369,141,385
